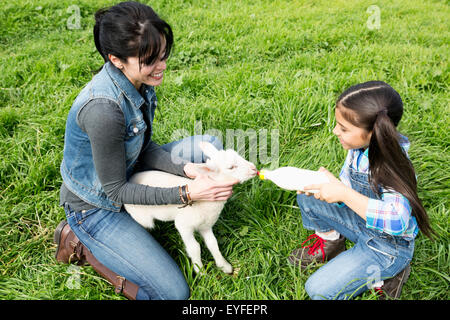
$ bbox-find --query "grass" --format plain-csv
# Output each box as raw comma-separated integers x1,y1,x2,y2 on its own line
0,0,449,300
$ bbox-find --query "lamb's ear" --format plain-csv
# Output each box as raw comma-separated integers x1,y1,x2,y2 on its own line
205,159,218,171
198,141,219,160
193,162,217,175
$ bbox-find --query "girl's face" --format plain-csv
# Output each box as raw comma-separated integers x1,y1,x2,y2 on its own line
332,106,372,150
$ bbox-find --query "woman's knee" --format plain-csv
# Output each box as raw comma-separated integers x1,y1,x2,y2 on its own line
195,134,223,162
171,280,191,300
185,134,224,163
159,278,190,300
203,134,223,151
138,274,190,300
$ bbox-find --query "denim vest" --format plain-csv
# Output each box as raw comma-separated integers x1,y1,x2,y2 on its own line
60,62,156,212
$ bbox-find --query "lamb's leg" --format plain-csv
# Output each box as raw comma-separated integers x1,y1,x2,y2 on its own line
176,225,203,274
199,228,233,274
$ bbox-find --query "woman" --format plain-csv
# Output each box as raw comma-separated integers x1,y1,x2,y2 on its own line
54,1,238,300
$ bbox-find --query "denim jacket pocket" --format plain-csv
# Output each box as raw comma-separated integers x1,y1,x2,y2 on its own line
126,118,147,138
124,119,146,161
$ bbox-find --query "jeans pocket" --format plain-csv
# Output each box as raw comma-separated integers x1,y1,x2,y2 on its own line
365,237,397,269
75,208,101,225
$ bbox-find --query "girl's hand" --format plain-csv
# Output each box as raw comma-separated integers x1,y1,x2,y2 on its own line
300,167,348,203
188,174,239,201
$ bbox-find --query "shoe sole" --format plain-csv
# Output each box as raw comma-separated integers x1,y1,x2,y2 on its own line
392,264,411,299
54,220,68,260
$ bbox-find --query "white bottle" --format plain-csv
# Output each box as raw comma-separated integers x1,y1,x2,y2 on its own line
258,167,329,193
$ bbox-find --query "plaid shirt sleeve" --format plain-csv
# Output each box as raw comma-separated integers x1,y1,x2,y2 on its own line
365,188,413,236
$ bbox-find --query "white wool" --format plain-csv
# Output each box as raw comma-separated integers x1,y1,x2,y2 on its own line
124,141,256,274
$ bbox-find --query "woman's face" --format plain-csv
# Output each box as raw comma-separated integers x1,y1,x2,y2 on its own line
110,38,167,90
121,54,167,89
332,106,372,150
119,52,167,90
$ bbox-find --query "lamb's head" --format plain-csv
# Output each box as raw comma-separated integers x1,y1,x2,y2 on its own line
198,141,257,183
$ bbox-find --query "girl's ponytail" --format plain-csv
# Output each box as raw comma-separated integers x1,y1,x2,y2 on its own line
337,81,436,240
369,108,405,188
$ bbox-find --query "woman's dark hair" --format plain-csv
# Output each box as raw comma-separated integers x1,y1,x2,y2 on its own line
93,1,173,68
336,81,435,240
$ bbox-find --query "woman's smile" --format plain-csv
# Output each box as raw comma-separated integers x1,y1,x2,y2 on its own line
149,71,164,80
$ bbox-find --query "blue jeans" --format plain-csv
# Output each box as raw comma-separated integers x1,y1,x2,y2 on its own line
64,135,222,300
297,194,414,300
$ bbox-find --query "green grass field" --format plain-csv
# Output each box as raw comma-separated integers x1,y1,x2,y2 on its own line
0,0,448,300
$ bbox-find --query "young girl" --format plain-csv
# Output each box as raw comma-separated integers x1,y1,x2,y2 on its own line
289,81,434,300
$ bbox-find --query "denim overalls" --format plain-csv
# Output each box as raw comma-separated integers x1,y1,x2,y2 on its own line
296,156,415,300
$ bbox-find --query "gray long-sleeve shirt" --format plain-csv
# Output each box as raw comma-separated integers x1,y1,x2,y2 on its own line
60,98,188,212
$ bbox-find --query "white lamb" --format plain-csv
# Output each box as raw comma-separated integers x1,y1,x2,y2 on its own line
124,141,257,274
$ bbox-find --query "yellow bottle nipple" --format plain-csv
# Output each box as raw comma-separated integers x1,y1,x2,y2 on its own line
258,169,267,180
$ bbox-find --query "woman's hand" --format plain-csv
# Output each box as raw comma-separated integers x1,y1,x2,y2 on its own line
187,174,239,201
298,167,348,203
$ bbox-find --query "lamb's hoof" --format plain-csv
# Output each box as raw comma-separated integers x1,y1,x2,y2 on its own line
220,262,233,275
193,264,205,275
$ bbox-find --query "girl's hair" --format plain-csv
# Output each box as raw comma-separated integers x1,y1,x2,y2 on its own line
93,1,173,68
337,81,435,240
